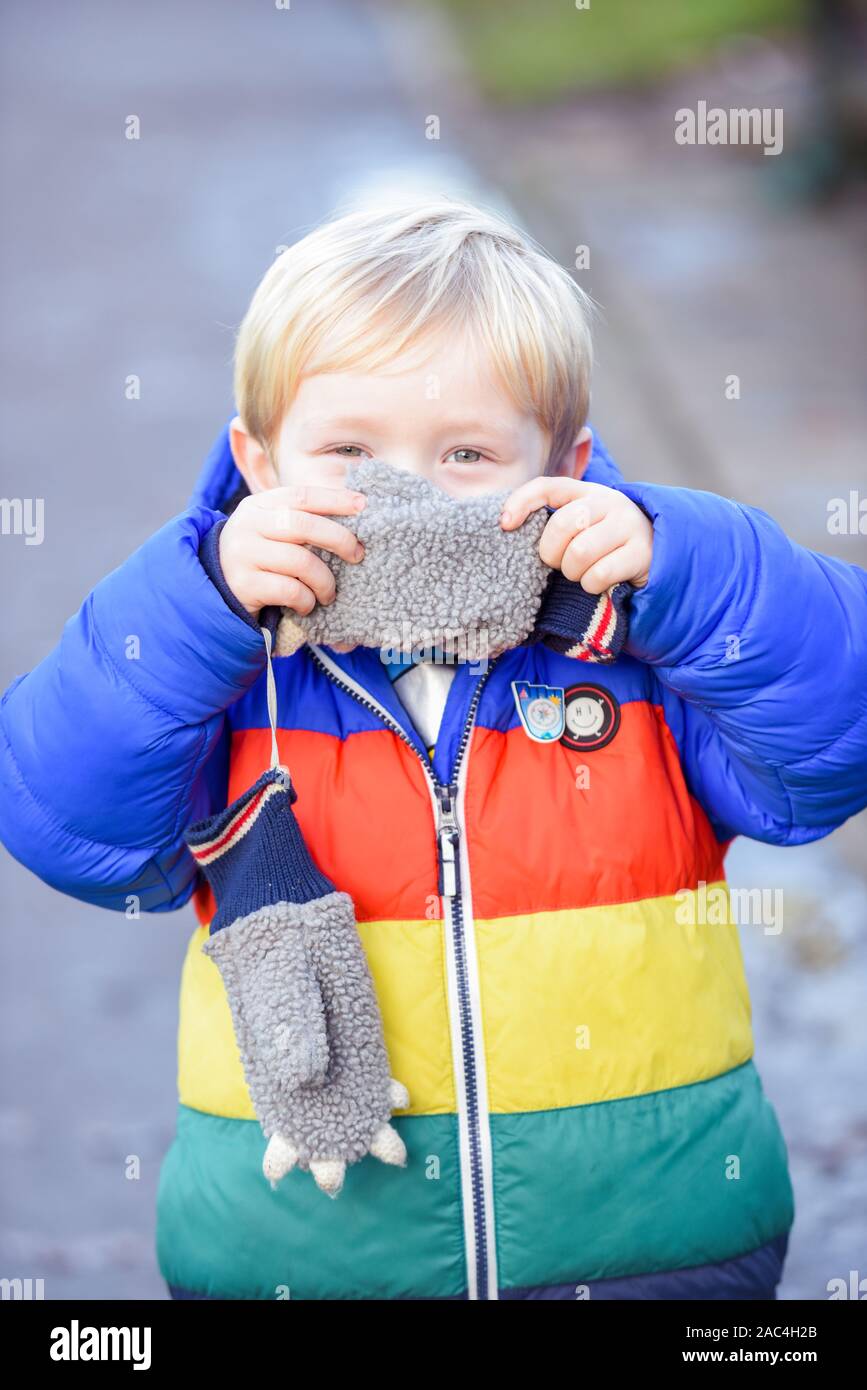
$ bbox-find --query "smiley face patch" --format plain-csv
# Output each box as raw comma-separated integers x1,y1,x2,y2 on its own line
560,684,620,751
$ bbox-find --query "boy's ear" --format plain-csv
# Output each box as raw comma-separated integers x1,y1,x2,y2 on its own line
229,415,279,493
555,425,593,481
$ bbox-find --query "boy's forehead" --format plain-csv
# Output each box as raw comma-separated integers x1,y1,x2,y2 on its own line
286,351,535,434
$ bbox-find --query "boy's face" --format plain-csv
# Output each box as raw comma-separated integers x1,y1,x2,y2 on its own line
232,333,591,499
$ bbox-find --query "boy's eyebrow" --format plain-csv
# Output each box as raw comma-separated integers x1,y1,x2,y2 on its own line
299,414,514,438
299,415,381,433
433,419,513,437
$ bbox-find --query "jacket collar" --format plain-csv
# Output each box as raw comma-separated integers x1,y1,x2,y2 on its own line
308,639,507,784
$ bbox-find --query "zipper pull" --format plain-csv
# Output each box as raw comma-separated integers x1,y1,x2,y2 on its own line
436,783,461,900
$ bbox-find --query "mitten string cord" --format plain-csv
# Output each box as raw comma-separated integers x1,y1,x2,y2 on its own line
260,622,289,782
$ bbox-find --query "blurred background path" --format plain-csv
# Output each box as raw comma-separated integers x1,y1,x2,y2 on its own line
1,0,865,1299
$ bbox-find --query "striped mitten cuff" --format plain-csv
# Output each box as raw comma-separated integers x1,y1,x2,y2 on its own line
529,571,632,663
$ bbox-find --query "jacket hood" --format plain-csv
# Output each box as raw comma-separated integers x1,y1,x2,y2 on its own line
188,410,626,516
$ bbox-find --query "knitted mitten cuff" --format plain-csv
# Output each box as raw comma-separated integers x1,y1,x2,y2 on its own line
184,766,408,1196
185,766,334,932
528,571,632,663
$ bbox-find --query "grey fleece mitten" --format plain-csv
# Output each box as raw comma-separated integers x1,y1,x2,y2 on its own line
274,456,552,658
185,765,408,1198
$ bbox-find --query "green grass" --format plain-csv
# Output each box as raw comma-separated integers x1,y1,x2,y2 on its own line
426,0,805,102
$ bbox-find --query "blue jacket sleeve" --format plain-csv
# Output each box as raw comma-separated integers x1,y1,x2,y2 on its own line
614,481,867,845
0,506,268,911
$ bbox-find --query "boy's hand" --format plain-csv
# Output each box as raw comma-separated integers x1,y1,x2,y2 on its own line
219,485,367,619
499,477,653,592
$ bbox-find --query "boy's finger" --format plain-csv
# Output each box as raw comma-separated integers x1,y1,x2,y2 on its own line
538,495,611,566
253,484,367,517
256,510,365,563
555,516,623,581
251,537,345,587
499,476,596,529
253,570,319,615
253,541,340,604
576,542,633,595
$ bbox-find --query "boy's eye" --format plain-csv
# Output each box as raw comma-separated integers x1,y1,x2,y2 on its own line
447,448,484,464
331,445,367,457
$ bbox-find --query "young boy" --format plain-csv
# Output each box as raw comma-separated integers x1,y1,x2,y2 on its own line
2,197,865,1301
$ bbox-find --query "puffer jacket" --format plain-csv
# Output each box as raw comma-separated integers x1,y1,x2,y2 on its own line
2,418,866,1300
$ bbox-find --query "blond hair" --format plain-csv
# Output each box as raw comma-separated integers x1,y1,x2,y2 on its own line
234,194,594,473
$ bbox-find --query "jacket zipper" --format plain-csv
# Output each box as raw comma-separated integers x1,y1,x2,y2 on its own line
306,643,500,1300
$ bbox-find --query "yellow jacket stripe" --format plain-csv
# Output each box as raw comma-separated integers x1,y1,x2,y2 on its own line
178,881,752,1118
